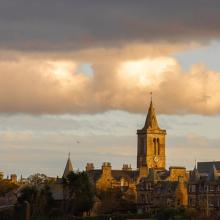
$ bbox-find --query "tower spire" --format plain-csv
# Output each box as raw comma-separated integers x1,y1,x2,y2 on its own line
143,94,159,130
63,153,73,178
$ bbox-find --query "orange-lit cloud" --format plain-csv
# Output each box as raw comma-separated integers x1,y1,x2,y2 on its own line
0,44,220,115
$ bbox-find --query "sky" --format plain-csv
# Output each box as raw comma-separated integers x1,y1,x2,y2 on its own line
1,0,220,177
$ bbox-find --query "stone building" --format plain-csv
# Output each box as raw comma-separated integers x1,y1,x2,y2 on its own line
136,100,189,212
86,99,167,193
137,167,188,212
188,162,220,218
0,172,19,206
84,99,190,214
51,99,190,213
0,172,18,183
86,162,139,192
137,99,166,170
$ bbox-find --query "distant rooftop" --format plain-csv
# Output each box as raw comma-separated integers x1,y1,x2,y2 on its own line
197,161,220,173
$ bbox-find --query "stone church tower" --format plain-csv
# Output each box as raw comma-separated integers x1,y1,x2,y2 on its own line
137,99,166,170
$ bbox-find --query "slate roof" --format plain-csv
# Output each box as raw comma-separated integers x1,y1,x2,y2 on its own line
111,170,139,181
138,176,187,195
144,169,169,182
197,161,220,173
189,162,220,182
87,170,102,182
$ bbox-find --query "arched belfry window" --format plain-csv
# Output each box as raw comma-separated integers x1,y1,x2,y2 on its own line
157,138,160,155
153,138,156,155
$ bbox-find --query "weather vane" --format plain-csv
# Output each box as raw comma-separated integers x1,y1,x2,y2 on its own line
150,92,153,101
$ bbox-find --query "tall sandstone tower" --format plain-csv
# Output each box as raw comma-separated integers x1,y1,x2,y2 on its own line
137,100,166,169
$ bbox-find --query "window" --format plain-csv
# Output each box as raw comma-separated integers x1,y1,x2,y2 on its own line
209,184,215,192
191,185,196,192
204,185,209,192
145,183,148,190
153,138,156,155
141,194,146,203
153,138,160,155
157,138,160,155
199,186,203,193
209,199,214,207
189,198,195,207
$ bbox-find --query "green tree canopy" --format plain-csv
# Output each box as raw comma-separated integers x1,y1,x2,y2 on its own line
63,171,95,216
17,184,54,218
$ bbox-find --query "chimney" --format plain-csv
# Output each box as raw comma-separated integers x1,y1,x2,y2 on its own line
0,172,4,180
102,162,111,175
86,163,94,172
11,174,17,183
122,164,132,171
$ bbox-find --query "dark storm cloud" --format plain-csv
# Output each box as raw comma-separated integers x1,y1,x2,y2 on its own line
0,0,220,51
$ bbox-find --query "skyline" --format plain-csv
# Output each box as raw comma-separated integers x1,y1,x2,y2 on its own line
1,0,220,177
2,107,220,177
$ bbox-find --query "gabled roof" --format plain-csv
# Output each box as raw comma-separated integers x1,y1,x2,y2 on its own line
87,170,102,182
143,100,159,130
63,156,73,178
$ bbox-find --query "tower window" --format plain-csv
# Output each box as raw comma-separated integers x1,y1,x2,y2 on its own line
157,138,160,155
153,138,156,155
153,138,160,155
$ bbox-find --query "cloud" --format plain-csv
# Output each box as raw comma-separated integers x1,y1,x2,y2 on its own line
0,131,33,142
167,133,220,168
0,46,220,115
0,0,219,51
0,1,219,115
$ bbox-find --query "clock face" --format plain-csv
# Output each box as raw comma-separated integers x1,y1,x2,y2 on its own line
154,156,159,163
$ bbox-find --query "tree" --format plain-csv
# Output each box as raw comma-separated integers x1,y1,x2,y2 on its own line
63,171,95,216
96,188,136,214
27,173,50,185
0,180,18,196
17,185,38,204
17,185,38,218
17,184,54,218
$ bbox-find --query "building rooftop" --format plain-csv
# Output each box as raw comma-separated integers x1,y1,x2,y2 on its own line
197,161,220,173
